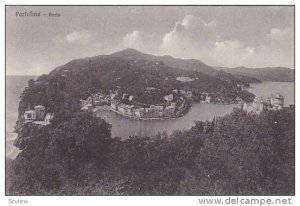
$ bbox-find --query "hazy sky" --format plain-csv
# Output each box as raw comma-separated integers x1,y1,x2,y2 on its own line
6,6,294,75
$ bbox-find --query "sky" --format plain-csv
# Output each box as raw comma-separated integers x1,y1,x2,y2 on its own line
6,6,294,75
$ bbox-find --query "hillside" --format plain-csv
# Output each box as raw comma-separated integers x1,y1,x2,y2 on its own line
216,66,294,82
47,49,249,103
9,49,295,196
111,49,216,75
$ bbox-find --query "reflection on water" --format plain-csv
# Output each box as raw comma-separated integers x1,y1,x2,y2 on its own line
95,103,238,139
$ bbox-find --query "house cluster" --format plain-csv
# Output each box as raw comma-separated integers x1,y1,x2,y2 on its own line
237,84,247,91
242,93,284,115
111,99,177,119
80,92,111,111
24,105,54,125
80,88,189,119
172,89,193,101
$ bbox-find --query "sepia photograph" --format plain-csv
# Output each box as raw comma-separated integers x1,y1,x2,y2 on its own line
5,5,295,197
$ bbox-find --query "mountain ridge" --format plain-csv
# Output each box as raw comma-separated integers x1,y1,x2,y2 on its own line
52,48,293,83
215,66,294,82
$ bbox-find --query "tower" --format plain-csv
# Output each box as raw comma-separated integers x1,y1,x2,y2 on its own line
259,97,264,113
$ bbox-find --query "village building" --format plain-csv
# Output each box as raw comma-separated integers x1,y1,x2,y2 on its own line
186,91,193,100
44,113,54,125
172,89,178,94
111,99,119,110
270,93,284,110
81,103,93,112
110,93,117,99
23,105,53,125
34,105,46,121
145,87,156,94
129,95,135,101
205,95,211,103
133,107,144,117
243,98,265,115
180,90,187,95
117,103,126,114
122,93,129,100
24,110,36,122
124,105,134,116
164,105,176,117
164,94,174,102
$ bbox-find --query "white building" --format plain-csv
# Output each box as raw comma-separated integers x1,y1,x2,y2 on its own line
243,98,265,115
270,94,284,109
205,95,211,103
24,110,36,122
129,95,135,101
45,113,54,125
34,105,46,120
164,94,174,102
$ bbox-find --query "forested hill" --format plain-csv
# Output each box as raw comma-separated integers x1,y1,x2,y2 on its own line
17,49,254,124
215,66,294,82
110,48,216,75
9,49,295,196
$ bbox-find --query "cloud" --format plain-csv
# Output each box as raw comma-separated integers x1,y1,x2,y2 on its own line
53,30,98,45
122,14,293,68
213,40,254,55
161,15,217,56
268,27,293,40
210,40,255,67
122,30,160,52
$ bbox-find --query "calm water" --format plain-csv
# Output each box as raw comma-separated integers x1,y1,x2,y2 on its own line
95,104,237,138
6,78,295,159
248,81,294,106
96,81,295,139
6,76,37,159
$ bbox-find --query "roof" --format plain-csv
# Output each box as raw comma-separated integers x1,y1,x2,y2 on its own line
25,110,35,114
34,105,45,109
271,93,283,99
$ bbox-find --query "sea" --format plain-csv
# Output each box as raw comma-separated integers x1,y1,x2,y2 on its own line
5,76,295,159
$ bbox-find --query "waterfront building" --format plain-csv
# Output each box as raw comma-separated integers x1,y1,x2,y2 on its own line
205,95,211,103
111,99,119,110
164,105,176,117
117,103,126,114
242,98,265,115
186,91,193,100
124,105,134,116
144,106,156,118
270,93,284,110
133,107,144,117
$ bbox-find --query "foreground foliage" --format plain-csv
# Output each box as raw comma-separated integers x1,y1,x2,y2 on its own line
6,107,294,195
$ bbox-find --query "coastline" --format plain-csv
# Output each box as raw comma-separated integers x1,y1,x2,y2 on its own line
93,102,243,121
109,108,180,121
